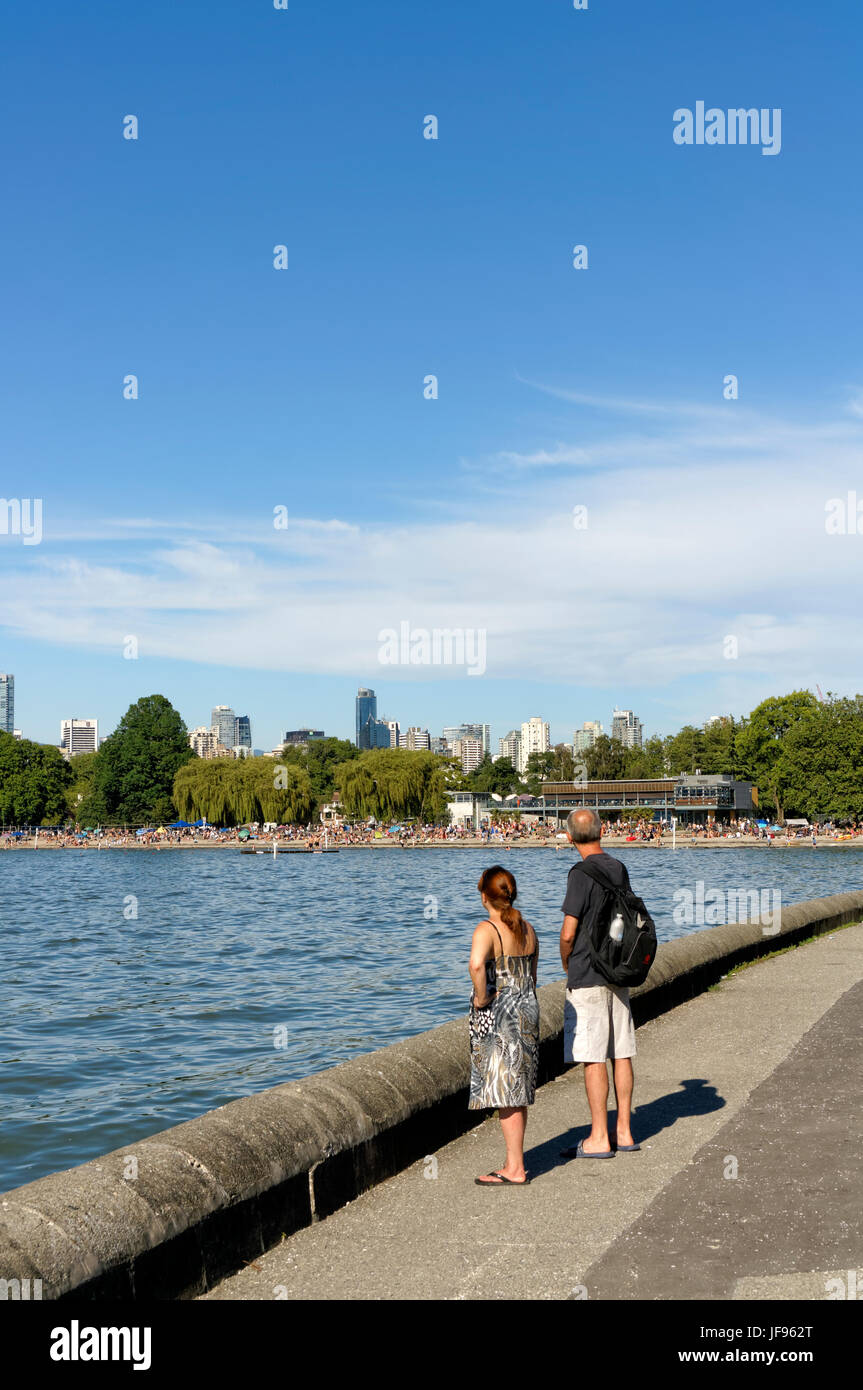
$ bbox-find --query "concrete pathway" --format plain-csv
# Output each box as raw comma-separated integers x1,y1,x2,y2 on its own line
202,923,863,1301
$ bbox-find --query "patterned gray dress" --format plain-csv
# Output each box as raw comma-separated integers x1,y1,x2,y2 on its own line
469,922,539,1109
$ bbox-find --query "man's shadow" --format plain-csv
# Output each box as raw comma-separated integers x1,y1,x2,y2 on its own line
525,1077,725,1179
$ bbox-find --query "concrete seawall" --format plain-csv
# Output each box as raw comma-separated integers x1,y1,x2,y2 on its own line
2,888,862,1301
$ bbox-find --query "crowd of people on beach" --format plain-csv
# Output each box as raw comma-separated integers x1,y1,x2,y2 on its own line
3,815,861,848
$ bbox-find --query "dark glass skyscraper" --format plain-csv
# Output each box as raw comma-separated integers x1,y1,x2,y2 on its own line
356,687,377,748
234,714,252,749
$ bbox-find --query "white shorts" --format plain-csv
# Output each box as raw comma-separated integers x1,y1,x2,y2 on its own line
564,984,636,1063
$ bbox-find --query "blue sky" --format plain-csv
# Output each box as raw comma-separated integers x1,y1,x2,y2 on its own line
2,0,863,750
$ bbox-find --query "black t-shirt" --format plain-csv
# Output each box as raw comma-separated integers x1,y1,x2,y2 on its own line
562,852,628,989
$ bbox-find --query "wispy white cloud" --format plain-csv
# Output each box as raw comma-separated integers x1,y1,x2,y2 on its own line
3,392,862,698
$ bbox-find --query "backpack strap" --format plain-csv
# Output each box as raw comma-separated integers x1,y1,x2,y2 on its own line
577,857,629,891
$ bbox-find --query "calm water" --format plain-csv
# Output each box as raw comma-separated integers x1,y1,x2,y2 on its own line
2,845,861,1192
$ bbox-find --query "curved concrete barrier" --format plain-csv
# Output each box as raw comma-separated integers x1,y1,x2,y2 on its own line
2,888,861,1301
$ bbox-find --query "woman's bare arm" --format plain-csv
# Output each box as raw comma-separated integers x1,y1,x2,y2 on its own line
469,923,495,1005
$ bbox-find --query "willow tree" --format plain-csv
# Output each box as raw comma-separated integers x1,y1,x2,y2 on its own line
335,749,449,821
173,756,313,825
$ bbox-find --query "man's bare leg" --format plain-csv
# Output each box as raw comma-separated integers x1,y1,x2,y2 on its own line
582,1061,611,1152
610,1057,635,1147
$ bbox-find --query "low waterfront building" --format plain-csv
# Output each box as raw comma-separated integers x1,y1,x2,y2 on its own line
446,790,492,828
536,773,755,825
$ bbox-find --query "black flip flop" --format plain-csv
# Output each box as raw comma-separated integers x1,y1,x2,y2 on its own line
475,1171,531,1186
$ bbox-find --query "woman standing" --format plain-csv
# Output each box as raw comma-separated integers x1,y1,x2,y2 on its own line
468,866,539,1186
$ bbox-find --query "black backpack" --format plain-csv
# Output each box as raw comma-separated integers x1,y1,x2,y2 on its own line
576,857,658,988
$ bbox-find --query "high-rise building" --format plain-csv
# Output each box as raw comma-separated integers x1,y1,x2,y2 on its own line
498,730,521,766
356,687,378,748
452,736,483,773
519,717,550,774
367,718,392,749
0,674,14,735
612,708,643,749
60,719,99,759
443,723,490,755
574,720,603,753
385,720,401,748
404,727,431,750
189,726,231,759
234,714,252,749
211,705,236,749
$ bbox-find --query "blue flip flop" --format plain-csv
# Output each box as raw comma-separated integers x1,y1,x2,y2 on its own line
574,1139,615,1159
613,1142,641,1152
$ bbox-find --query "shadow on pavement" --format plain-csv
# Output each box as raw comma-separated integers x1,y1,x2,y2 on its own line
524,1077,725,1180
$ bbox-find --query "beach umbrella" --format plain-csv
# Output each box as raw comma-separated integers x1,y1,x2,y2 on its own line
238,827,251,840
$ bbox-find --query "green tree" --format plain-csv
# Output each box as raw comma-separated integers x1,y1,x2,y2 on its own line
624,735,667,779
665,725,707,775
335,749,450,822
781,694,863,821
66,750,103,820
303,737,360,809
173,756,313,825
583,735,629,780
524,750,557,796
0,733,72,825
467,755,522,797
85,695,196,824
735,691,819,820
700,717,739,775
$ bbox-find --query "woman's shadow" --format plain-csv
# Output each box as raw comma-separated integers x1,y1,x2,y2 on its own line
525,1077,725,1179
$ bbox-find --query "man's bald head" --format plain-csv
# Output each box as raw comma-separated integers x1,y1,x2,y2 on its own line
566,808,602,845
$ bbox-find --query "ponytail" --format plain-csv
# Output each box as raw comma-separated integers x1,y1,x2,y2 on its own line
478,866,527,946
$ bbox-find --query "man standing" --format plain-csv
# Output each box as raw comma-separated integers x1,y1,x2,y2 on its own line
559,808,639,1157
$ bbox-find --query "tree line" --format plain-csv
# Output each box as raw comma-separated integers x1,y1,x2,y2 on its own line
1,689,861,828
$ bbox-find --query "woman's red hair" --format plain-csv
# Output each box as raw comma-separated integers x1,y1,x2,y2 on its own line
477,865,527,945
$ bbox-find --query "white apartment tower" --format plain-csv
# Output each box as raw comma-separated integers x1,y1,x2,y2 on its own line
611,708,643,749
519,717,550,774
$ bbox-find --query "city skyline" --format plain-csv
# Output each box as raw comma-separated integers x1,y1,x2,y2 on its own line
2,664,663,758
